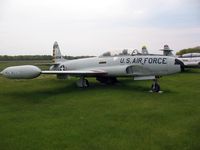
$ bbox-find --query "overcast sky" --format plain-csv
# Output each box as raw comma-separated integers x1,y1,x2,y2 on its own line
0,0,200,56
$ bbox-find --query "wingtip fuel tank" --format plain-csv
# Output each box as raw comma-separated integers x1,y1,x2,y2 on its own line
1,65,41,79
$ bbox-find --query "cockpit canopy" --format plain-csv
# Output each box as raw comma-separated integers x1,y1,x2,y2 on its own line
99,49,141,57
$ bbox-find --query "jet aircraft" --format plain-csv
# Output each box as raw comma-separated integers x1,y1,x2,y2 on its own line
0,42,183,92
177,53,200,68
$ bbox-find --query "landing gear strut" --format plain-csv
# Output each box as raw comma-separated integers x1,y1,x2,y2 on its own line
76,76,89,88
151,78,160,92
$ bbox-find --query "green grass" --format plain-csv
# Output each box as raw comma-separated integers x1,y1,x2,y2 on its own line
0,61,200,150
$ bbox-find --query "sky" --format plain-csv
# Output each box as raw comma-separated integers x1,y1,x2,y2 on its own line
0,0,200,56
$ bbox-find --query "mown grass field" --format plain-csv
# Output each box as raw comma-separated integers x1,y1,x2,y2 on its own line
0,61,200,150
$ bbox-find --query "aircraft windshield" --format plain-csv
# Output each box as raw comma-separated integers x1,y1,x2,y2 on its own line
100,49,140,57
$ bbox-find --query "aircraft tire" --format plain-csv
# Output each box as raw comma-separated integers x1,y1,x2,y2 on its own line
151,83,160,92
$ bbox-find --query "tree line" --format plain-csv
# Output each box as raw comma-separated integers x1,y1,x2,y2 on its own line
176,46,200,55
1,46,199,61
0,55,94,61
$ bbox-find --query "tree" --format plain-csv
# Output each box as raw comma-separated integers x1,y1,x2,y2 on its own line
176,46,200,55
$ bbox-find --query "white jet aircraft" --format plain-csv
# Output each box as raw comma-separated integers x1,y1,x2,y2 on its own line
0,42,183,92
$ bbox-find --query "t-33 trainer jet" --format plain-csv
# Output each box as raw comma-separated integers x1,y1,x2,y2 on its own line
1,42,184,92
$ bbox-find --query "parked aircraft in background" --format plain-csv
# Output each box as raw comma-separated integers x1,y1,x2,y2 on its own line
0,42,183,92
177,53,200,68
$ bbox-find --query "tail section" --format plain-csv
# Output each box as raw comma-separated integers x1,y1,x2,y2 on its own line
53,41,66,63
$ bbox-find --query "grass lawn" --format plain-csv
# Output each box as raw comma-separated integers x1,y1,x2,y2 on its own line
0,61,200,150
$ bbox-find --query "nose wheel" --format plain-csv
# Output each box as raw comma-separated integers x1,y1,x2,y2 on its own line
76,76,89,88
151,78,160,92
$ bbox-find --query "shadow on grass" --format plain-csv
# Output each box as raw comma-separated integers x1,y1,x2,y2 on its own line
3,78,175,104
90,80,150,92
182,68,200,74
12,79,172,100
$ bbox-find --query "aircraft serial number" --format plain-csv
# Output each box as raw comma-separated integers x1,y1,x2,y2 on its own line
120,57,167,65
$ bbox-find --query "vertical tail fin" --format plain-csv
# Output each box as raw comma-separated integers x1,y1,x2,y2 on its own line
53,41,66,63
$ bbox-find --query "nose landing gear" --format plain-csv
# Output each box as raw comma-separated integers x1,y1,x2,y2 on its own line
151,78,160,93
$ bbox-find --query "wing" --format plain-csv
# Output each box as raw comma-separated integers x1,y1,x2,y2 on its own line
41,70,107,76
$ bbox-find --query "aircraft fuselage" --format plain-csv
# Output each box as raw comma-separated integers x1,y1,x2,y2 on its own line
57,55,180,77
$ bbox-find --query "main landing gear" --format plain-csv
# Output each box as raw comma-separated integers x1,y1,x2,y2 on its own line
76,76,89,88
151,77,160,93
